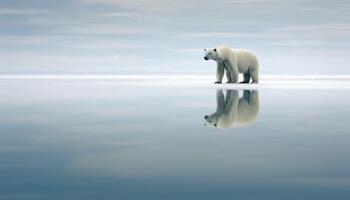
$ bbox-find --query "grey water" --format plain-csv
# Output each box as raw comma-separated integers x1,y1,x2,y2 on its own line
1,78,350,200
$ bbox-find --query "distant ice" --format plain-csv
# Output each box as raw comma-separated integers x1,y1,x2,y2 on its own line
0,74,350,90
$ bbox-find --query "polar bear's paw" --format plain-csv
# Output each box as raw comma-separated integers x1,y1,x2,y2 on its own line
214,81,222,84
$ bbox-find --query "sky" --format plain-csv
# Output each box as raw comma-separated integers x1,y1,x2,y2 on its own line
0,0,349,75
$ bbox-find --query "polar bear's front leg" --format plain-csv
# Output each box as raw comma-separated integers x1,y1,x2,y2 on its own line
225,59,239,83
250,68,259,83
215,62,224,84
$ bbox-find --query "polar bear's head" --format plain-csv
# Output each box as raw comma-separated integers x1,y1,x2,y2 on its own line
204,48,219,61
204,114,219,127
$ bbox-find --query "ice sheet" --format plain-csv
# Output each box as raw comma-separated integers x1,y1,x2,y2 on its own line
0,74,350,90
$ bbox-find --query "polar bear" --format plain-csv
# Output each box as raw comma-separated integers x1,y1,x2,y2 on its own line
204,45,259,84
204,89,259,128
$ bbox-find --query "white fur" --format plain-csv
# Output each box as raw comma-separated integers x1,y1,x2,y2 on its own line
204,90,259,128
204,45,259,83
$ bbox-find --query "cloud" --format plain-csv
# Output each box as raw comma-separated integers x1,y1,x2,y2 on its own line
177,23,350,40
221,0,274,5
61,43,145,49
175,32,272,39
98,12,143,20
0,35,146,49
174,22,350,49
0,36,56,45
173,48,203,55
76,0,274,8
1,0,350,74
0,53,154,70
265,40,330,47
75,0,191,11
0,8,51,15
60,24,149,35
76,0,275,16
268,23,350,39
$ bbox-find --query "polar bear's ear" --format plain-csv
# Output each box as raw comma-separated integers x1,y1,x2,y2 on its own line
214,48,217,52
204,48,207,51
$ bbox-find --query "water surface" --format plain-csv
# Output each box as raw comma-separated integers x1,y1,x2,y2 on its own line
0,76,350,199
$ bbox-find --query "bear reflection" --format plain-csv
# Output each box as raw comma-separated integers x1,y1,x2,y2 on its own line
204,89,259,128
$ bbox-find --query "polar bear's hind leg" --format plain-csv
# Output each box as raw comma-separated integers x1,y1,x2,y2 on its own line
226,70,233,83
240,72,250,84
250,68,259,84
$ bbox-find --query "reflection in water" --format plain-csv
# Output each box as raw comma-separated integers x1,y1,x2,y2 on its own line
204,89,259,128
2,80,350,199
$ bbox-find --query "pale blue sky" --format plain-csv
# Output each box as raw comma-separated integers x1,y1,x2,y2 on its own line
0,0,349,74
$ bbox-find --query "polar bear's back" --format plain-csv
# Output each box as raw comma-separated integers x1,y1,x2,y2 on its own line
233,49,258,62
233,49,259,72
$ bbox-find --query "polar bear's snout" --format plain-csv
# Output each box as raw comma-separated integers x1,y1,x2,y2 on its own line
204,56,209,60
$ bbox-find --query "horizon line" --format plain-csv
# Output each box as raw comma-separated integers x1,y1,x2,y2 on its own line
0,74,350,79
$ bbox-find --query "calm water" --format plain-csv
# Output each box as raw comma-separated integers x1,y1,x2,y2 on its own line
1,77,350,199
